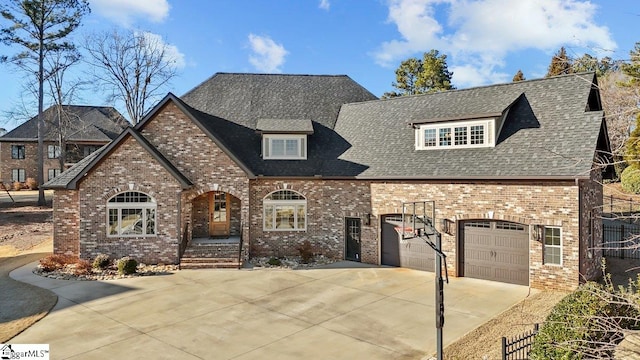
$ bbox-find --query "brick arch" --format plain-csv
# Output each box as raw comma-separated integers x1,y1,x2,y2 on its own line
259,184,308,199
187,184,243,203
101,184,157,202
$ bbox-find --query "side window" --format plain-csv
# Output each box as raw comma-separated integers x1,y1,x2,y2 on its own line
263,190,306,231
543,227,562,265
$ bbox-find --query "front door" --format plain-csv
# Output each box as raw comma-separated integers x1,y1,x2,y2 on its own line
345,217,361,262
209,192,230,237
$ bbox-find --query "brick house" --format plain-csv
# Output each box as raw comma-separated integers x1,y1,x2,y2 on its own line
45,72,610,291
0,105,128,185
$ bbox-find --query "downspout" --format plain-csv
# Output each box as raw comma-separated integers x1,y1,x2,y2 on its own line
576,177,584,281
177,192,181,264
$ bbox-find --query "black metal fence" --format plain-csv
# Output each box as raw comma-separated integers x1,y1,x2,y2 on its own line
502,324,539,360
603,223,640,259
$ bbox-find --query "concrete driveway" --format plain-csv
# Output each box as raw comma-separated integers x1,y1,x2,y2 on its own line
10,262,532,359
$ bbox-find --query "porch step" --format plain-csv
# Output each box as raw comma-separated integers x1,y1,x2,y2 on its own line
182,243,240,258
180,257,242,269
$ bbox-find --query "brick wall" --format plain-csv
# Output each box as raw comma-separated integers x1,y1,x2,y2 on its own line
249,179,377,263
77,135,184,264
0,141,61,183
52,189,80,256
579,168,604,282
369,180,582,291
140,102,251,253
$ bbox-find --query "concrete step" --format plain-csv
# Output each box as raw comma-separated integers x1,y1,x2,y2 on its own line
179,257,241,269
182,244,240,258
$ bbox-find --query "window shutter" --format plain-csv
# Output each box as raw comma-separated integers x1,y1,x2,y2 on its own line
263,137,269,158
300,137,305,158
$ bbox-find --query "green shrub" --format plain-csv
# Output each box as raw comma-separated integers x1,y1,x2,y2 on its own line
267,257,282,266
92,254,111,269
621,166,640,194
117,257,137,275
530,282,640,359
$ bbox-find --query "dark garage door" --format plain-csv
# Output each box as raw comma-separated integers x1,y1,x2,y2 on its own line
381,215,435,272
460,221,529,285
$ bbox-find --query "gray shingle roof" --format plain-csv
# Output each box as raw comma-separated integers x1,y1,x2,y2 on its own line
256,118,314,134
334,72,605,178
44,127,193,189
0,105,129,142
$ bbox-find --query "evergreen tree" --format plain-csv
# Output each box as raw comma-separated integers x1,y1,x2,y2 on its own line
622,42,640,85
383,50,454,98
1,0,90,204
512,70,525,82
546,47,572,77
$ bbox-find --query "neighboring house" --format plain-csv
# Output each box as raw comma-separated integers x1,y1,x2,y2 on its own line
45,72,610,291
0,105,128,184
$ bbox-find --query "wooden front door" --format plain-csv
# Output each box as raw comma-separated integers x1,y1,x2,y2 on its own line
209,192,230,237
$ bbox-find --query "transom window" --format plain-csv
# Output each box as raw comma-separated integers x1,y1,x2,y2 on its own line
11,145,25,159
416,120,494,150
543,227,562,265
263,190,306,231
107,191,156,237
263,134,307,160
47,144,61,159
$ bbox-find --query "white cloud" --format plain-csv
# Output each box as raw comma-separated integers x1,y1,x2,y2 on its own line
89,0,170,26
374,0,617,87
319,0,331,10
138,31,186,69
248,34,288,73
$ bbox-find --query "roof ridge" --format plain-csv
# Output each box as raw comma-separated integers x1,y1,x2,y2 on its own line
342,72,596,108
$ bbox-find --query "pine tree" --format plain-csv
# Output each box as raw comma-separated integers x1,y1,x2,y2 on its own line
546,47,572,77
512,70,525,82
383,50,454,98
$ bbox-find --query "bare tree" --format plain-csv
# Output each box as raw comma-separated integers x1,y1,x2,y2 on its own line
84,29,179,124
0,0,89,205
45,48,87,171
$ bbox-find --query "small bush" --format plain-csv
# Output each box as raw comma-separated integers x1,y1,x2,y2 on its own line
12,181,22,191
92,254,111,269
530,282,640,359
39,254,77,272
267,257,282,266
621,166,640,194
297,240,314,264
25,177,38,190
117,257,137,275
73,260,93,275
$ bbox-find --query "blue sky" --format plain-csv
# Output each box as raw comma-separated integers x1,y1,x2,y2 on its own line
1,0,638,129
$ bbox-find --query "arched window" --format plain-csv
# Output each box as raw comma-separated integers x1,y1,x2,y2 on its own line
263,190,306,231
107,191,156,236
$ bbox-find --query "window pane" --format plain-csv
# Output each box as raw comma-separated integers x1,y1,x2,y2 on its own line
424,129,436,147
120,209,143,235
297,205,306,229
271,139,285,156
454,127,467,145
48,145,60,159
439,128,451,146
285,139,298,156
545,227,561,246
108,209,119,235
264,205,274,229
146,209,155,235
11,145,25,159
471,125,485,144
275,205,294,229
267,190,305,201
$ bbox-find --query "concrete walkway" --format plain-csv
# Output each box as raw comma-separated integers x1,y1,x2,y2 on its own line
10,262,532,359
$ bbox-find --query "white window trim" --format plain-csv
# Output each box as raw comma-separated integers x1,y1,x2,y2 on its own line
106,192,157,237
543,226,562,266
47,144,61,159
415,119,494,150
263,134,307,160
263,190,307,231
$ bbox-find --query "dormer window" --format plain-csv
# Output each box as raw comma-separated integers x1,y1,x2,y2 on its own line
256,118,313,160
263,134,307,160
415,119,494,150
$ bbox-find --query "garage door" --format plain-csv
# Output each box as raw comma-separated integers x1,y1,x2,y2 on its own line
460,221,529,285
381,215,435,272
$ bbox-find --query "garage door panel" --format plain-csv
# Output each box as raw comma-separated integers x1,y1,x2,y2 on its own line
381,216,434,272
462,221,529,286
